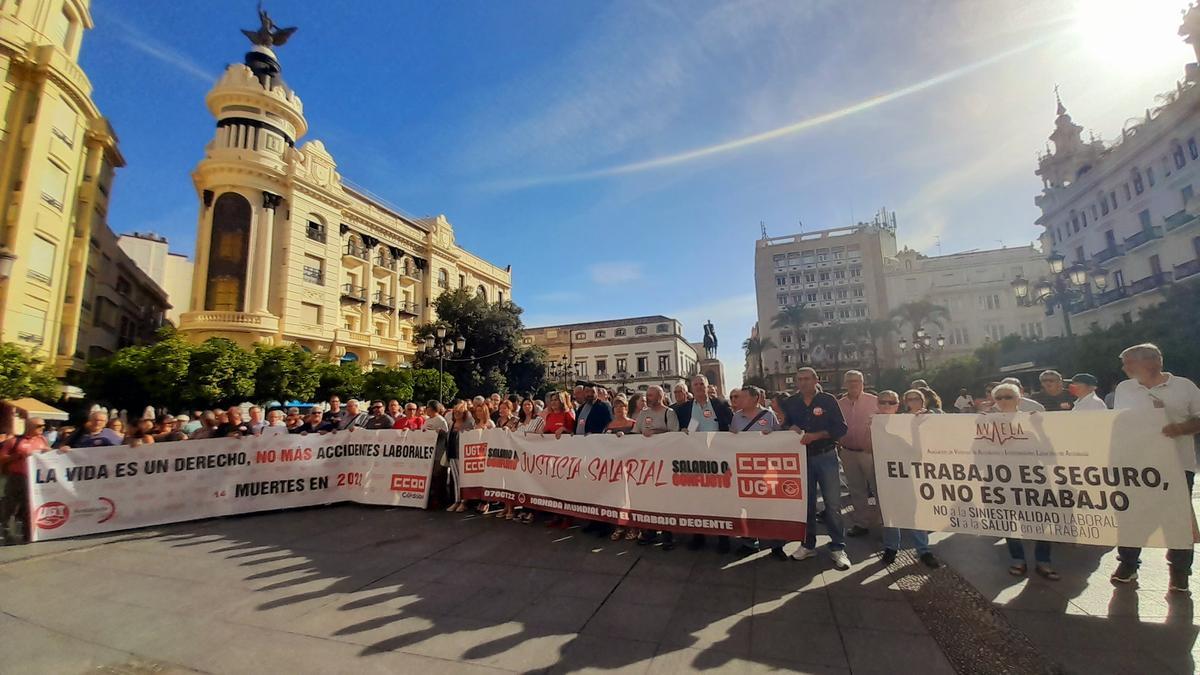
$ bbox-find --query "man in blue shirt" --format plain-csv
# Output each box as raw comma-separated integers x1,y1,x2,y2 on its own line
781,367,851,569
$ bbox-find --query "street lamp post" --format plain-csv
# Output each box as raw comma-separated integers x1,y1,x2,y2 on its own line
547,356,578,388
420,326,465,401
612,369,632,394
897,326,944,370
1011,252,1108,338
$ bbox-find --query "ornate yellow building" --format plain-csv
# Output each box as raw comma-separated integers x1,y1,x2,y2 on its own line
179,12,511,368
0,0,167,377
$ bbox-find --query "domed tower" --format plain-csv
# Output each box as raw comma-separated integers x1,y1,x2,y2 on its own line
180,7,305,344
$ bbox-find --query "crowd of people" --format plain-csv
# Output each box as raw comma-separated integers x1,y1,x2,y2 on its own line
0,342,1194,593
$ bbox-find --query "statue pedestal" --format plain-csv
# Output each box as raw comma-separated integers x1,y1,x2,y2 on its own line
699,358,727,398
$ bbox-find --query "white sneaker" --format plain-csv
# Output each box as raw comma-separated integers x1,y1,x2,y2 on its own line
830,549,851,570
791,546,817,561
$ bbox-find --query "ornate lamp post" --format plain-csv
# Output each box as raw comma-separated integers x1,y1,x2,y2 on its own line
1011,252,1108,338
547,356,578,388
612,369,632,394
897,326,944,370
420,326,464,401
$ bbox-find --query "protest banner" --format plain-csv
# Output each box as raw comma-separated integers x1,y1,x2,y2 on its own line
26,429,439,541
456,429,807,540
872,410,1195,548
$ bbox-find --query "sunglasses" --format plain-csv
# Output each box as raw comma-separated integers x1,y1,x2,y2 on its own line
994,395,1016,401
904,397,923,402
878,401,898,406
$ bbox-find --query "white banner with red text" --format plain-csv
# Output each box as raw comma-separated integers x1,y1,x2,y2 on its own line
456,429,808,540
26,430,439,541
872,410,1196,548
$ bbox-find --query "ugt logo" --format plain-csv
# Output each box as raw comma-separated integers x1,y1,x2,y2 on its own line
974,421,1029,445
462,443,487,474
35,502,70,530
735,453,803,500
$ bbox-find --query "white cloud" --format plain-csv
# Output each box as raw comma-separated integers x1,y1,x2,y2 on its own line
99,9,216,84
587,262,642,285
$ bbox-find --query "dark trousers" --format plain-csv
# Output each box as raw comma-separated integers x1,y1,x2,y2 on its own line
1007,538,1051,564
0,474,29,541
1118,471,1195,574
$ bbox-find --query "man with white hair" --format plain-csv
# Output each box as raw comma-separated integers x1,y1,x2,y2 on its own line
1111,343,1200,592
995,377,1046,412
837,370,879,537
338,399,369,431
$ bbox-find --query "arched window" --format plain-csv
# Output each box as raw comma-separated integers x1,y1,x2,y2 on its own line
437,269,449,289
341,351,359,363
1133,169,1144,195
205,192,251,312
476,285,487,300
1174,143,1186,169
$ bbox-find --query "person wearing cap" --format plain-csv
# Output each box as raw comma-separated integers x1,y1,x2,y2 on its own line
155,415,189,443
1032,370,1074,411
284,407,303,432
1068,373,1107,411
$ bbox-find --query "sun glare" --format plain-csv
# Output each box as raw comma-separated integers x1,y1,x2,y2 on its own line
1074,0,1192,72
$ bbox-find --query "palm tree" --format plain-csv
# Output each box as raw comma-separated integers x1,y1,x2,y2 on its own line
741,335,776,377
811,322,856,381
890,300,950,370
855,318,895,384
770,305,820,365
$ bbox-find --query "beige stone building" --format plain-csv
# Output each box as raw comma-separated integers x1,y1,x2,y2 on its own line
752,212,897,390
0,0,147,375
178,19,510,368
117,232,193,325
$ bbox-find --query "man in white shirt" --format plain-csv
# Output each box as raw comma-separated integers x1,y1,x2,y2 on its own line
997,377,1046,413
1068,373,1107,411
1110,343,1199,593
953,389,974,414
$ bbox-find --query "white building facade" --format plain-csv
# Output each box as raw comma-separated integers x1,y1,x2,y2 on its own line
117,232,194,325
1035,12,1200,328
523,316,699,392
884,246,1057,361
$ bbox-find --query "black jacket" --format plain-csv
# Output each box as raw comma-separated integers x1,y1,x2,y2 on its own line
673,398,733,431
574,400,613,435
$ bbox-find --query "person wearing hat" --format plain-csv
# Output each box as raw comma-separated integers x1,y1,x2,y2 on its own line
1068,373,1107,410
155,415,189,443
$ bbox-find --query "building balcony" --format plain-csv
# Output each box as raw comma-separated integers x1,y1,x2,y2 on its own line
179,311,279,333
372,291,395,310
1123,226,1164,253
399,267,422,284
396,301,419,317
1128,271,1173,295
305,227,326,244
1164,209,1198,232
343,243,370,261
373,255,398,271
341,283,367,302
1093,244,1125,265
1174,259,1200,280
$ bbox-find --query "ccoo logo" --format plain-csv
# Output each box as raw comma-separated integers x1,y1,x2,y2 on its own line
35,502,70,530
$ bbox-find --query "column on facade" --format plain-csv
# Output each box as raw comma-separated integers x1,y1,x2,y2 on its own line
250,192,282,314
190,189,216,312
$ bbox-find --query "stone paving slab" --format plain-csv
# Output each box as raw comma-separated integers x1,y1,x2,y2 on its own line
0,504,1191,673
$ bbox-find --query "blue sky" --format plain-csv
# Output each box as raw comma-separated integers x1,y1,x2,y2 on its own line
85,0,1190,388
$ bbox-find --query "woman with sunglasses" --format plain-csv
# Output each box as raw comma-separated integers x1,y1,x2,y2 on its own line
901,389,928,414
991,383,1058,580
874,392,940,567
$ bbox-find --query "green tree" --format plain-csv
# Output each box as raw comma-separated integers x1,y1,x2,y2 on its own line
411,368,457,403
138,329,193,410
183,338,257,408
770,306,819,365
891,300,950,369
362,366,414,403
742,335,776,377
79,345,153,412
414,288,545,397
253,344,320,403
315,361,365,401
0,343,61,402
811,322,856,381
855,319,894,385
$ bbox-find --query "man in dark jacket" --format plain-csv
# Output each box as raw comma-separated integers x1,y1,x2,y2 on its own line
572,384,613,436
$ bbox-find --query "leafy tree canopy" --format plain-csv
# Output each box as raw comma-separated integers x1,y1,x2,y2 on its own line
0,343,61,402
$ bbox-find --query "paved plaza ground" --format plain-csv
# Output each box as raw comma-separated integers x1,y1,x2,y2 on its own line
0,503,1195,675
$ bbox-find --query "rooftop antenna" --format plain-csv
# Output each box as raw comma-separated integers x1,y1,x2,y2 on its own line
797,219,804,234
760,220,768,240
934,236,942,255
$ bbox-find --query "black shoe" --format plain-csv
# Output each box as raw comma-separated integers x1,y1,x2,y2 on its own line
846,525,870,537
736,543,760,557
687,534,705,551
919,552,941,569
881,548,897,565
662,538,675,551
814,510,826,523
1111,561,1139,584
1169,567,1190,593
637,533,656,546
770,546,788,561
716,537,731,554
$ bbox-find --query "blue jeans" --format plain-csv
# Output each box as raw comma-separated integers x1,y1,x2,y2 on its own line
1118,470,1194,574
805,449,845,551
1007,538,1051,564
883,527,930,554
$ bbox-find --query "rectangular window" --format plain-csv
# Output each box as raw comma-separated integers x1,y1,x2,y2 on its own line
1124,184,1132,201
822,310,834,320
27,236,55,284
615,357,627,372
16,307,46,344
575,361,587,377
807,292,817,302
1110,191,1118,210
1147,166,1156,186
595,359,607,375
821,291,832,301
776,275,786,286
836,289,848,299
594,330,606,338
635,356,646,372
303,254,323,285
635,326,647,335
834,270,845,279
1183,185,1194,208
804,273,815,283
615,327,626,336
305,221,326,242
48,8,71,48
819,272,830,281
574,332,586,340
1138,209,1152,230
781,332,793,343
300,302,321,325
656,323,669,333
657,355,668,371
40,162,68,210
50,98,76,147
